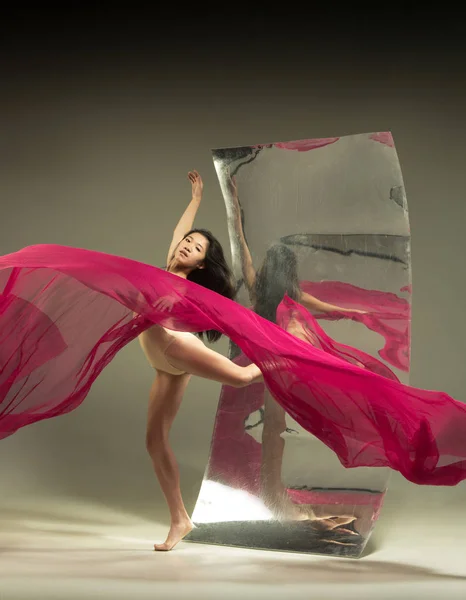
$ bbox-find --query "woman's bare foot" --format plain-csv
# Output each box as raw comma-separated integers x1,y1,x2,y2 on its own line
292,503,358,534
281,504,357,532
310,515,358,535
262,488,359,534
154,519,194,551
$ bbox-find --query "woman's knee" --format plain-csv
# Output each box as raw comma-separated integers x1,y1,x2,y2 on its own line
145,429,167,455
230,367,253,388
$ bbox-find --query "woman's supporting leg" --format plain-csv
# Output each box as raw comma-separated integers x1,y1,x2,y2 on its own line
260,390,287,504
146,334,263,550
146,370,193,551
259,394,357,529
260,390,311,520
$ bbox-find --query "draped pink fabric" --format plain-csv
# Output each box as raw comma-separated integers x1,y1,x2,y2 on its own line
302,281,410,372
207,293,402,492
274,138,340,151
1,244,466,486
207,354,265,494
369,132,395,147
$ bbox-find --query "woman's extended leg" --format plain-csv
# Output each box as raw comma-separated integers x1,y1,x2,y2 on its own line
165,333,263,387
146,370,193,551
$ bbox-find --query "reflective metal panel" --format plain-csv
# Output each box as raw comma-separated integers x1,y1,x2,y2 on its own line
185,132,410,557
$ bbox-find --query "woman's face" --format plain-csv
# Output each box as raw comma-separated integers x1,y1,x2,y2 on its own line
175,232,209,269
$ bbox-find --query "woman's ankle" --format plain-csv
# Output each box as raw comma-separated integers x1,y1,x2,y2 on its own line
170,512,192,525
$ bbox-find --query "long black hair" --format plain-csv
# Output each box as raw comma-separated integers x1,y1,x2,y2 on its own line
180,228,235,343
254,244,301,323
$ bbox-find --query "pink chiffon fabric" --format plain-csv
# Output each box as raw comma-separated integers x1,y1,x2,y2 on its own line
301,281,410,372
207,285,404,492
1,244,466,486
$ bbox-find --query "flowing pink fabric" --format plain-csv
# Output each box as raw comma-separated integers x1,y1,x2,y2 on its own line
1,244,466,486
274,138,340,151
207,354,265,494
207,295,401,494
301,281,410,372
207,362,384,514
369,132,395,147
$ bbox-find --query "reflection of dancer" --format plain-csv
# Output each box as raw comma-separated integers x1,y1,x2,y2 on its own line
229,177,363,531
300,280,411,372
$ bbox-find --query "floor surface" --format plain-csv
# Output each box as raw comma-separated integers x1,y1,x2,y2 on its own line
1,480,466,600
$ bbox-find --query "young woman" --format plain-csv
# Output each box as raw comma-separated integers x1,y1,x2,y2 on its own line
2,172,466,555
138,171,263,550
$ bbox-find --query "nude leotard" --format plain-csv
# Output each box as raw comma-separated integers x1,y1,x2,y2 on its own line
137,266,199,375
138,325,195,375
